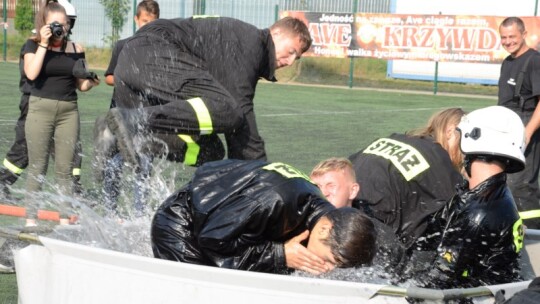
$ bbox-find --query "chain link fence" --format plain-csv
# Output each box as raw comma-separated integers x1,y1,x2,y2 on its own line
2,0,391,48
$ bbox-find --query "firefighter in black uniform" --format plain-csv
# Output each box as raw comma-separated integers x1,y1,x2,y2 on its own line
105,16,312,168
498,17,540,229
414,106,526,288
348,108,465,250
0,0,83,200
151,159,377,275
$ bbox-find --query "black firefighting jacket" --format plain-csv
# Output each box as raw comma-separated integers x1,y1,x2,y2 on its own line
136,17,277,160
420,173,524,288
349,133,463,249
151,159,334,273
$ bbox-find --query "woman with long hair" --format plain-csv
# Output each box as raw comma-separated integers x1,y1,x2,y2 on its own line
22,0,99,226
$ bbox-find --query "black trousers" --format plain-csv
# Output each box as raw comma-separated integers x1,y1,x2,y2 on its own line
507,111,540,229
0,94,83,186
113,35,243,135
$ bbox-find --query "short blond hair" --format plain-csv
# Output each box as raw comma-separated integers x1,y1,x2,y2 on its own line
311,157,356,180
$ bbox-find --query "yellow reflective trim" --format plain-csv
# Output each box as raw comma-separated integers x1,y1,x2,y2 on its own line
3,159,24,175
72,168,81,176
461,269,468,277
178,135,200,166
187,97,213,135
362,138,430,181
443,252,452,263
193,15,220,19
513,218,524,253
263,163,311,181
519,210,540,219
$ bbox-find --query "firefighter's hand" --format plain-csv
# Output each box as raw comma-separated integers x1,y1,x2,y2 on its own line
284,230,334,275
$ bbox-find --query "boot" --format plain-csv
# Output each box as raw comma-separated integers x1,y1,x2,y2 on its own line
106,108,140,166
93,114,118,182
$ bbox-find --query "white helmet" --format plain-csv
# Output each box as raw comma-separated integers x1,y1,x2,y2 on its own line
57,0,76,18
457,105,525,173
57,0,77,30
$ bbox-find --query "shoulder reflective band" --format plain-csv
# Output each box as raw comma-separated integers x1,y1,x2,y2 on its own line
193,15,220,19
3,159,24,175
362,138,430,181
513,218,524,252
72,168,81,176
178,135,200,166
263,162,311,181
519,210,540,219
187,97,213,135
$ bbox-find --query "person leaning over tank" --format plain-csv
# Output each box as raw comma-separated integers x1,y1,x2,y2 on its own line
348,108,466,250
413,106,526,288
151,159,377,275
310,157,360,209
310,157,407,278
105,16,312,171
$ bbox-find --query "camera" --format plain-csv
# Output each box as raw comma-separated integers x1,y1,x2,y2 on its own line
49,21,64,38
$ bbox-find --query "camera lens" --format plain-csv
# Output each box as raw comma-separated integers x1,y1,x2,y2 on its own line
50,22,64,38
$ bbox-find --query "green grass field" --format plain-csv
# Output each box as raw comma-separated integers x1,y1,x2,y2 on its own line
0,61,496,302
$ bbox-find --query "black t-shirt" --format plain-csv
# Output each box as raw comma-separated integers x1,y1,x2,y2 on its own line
498,48,540,112
104,38,128,108
105,38,127,77
22,39,85,101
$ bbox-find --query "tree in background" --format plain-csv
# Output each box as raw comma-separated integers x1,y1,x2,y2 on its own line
99,0,130,47
14,0,34,35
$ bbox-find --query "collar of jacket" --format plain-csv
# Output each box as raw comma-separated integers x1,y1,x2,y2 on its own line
458,172,506,200
260,29,277,82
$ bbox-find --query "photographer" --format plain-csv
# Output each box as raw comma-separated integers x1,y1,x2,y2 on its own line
22,0,99,226
0,0,84,201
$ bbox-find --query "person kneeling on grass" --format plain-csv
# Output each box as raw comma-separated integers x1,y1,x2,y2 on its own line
151,159,377,274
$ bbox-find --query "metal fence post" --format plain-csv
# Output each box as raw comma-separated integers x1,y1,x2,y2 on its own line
2,0,6,62
348,0,359,88
132,0,137,34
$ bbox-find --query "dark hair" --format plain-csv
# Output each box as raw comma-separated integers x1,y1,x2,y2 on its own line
137,0,160,18
270,16,312,53
32,0,67,42
500,17,526,34
323,208,377,268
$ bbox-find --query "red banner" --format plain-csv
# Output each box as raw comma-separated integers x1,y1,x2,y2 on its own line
281,11,540,63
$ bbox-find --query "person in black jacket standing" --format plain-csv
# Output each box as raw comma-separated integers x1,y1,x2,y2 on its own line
151,159,377,275
106,16,312,168
498,17,540,229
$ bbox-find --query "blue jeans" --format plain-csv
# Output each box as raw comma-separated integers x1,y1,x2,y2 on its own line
103,153,152,217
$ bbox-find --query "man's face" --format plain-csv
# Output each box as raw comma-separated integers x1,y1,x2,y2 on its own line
134,11,158,29
311,170,359,208
307,217,337,267
271,30,304,69
500,23,528,57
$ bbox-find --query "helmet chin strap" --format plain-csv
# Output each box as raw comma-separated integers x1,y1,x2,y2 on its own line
463,154,509,177
464,155,473,177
